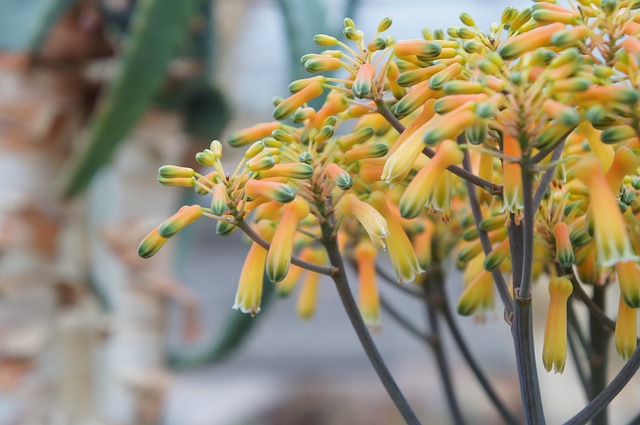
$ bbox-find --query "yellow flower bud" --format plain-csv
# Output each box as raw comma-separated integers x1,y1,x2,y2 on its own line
266,198,310,282
137,226,169,259
158,205,203,238
543,277,573,373
615,295,638,359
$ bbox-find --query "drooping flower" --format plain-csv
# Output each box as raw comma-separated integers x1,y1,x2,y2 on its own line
501,134,523,215
369,192,424,283
615,261,640,308
615,295,638,360
553,222,575,268
572,157,639,266
399,139,464,219
265,198,310,282
355,240,381,326
337,193,389,250
543,277,573,374
233,221,275,315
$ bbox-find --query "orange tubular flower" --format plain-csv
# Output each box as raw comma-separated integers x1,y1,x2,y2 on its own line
158,205,203,238
227,122,282,147
355,240,381,326
137,226,169,259
399,139,464,219
615,261,640,308
244,179,297,203
338,194,389,250
573,157,639,266
369,192,424,283
604,147,639,193
553,222,575,268
353,63,376,99
501,135,523,215
498,22,566,60
273,82,325,120
543,277,573,374
615,295,638,360
233,222,275,316
458,255,495,317
265,198,310,282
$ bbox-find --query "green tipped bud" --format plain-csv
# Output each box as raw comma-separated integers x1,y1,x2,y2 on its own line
510,8,532,33
344,26,360,41
552,77,591,92
158,205,203,238
476,102,497,118
531,49,557,67
422,28,433,40
216,219,237,236
377,17,392,33
344,143,389,164
483,242,510,271
458,241,483,263
244,141,265,158
246,154,276,172
421,42,443,59
315,125,334,144
465,119,488,145
447,27,460,38
263,137,281,148
299,152,313,164
462,226,478,241
457,27,476,40
601,125,637,144
463,40,484,53
632,177,640,190
344,17,355,28
337,126,375,150
594,66,614,79
622,190,636,205
459,12,476,27
326,163,353,190
288,76,326,93
210,140,222,157
158,165,195,179
304,57,343,73
443,80,484,95
314,34,338,46
502,6,518,24
368,36,387,52
256,163,314,180
272,129,295,143
196,150,216,166
158,176,196,187
138,227,168,259
570,228,591,248
479,216,506,232
536,123,573,150
601,0,619,14
433,28,445,40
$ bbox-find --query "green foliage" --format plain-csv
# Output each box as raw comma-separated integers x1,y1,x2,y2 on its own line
62,0,200,198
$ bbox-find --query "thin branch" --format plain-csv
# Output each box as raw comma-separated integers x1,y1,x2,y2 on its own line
375,99,503,197
567,299,592,399
322,229,423,425
461,148,515,320
375,264,426,298
511,158,546,424
532,140,566,210
422,273,466,425
237,220,334,276
440,282,520,425
567,271,616,333
380,294,434,345
563,346,640,425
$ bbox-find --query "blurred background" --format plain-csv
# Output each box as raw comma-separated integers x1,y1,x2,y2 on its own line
0,0,638,424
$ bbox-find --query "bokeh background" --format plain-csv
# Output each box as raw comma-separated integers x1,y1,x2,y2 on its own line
0,0,638,424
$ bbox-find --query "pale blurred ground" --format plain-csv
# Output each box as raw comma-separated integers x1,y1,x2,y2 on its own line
163,1,639,425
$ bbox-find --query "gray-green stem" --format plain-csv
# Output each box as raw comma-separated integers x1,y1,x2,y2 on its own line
321,226,422,425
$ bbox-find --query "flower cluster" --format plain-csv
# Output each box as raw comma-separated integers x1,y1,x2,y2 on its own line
140,0,640,367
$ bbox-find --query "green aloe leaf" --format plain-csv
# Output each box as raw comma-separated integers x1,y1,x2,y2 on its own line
62,0,198,198
167,275,275,369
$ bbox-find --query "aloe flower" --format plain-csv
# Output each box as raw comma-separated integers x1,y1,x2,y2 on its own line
573,157,638,266
615,295,638,360
543,277,573,374
369,192,424,283
553,222,575,268
355,240,381,326
501,135,523,215
399,139,464,219
233,222,275,315
265,198,310,282
338,194,389,250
